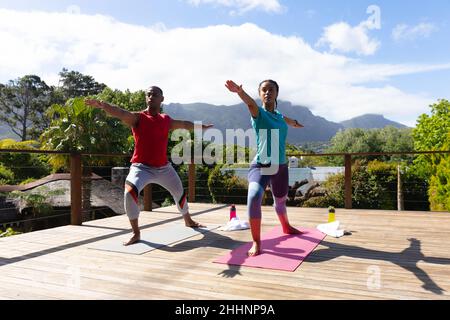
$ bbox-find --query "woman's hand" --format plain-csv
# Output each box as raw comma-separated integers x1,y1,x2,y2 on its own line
225,80,259,118
292,120,304,128
225,80,243,93
284,116,304,128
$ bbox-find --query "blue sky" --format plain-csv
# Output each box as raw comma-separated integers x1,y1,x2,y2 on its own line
0,0,449,126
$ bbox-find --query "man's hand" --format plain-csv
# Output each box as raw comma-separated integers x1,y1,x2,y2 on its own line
171,121,214,131
85,99,106,109
202,124,214,130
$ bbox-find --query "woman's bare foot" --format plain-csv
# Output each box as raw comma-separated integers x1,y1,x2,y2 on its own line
123,233,140,246
283,225,303,235
248,241,261,257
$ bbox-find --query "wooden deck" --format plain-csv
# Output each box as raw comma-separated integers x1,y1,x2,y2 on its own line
1,203,449,300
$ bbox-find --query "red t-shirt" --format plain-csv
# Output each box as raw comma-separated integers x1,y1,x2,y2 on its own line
130,111,172,167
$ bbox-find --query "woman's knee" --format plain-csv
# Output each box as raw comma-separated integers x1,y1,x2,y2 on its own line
273,195,287,215
247,182,264,219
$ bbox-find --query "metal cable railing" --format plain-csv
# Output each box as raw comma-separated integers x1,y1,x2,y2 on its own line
1,148,449,235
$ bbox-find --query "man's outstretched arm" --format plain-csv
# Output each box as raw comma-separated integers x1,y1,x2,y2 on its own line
170,120,213,130
85,99,139,128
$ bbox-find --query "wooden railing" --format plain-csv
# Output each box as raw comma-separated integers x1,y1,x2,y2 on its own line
1,149,450,226
286,150,450,210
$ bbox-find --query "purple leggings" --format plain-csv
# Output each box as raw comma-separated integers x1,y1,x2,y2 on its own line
247,163,289,219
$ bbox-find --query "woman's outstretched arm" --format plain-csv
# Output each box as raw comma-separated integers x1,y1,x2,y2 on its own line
284,116,304,128
225,80,259,118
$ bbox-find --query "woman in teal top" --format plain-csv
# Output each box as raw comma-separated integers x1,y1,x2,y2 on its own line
225,79,304,256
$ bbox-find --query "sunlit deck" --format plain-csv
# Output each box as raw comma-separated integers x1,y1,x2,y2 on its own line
1,203,449,300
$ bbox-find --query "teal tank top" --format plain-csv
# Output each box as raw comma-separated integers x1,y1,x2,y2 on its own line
251,106,288,165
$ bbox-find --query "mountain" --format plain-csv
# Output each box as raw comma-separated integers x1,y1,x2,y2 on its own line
163,100,344,144
340,114,408,129
0,103,409,145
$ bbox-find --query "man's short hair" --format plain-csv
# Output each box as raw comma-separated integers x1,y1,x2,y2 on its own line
146,86,163,96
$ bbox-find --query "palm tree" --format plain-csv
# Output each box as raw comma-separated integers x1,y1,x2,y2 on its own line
40,97,129,221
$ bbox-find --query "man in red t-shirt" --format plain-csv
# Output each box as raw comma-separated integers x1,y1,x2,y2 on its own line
86,86,212,245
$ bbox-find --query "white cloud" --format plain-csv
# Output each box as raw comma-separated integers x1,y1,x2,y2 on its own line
0,9,448,127
316,8,381,56
185,0,284,14
316,21,380,56
392,23,438,42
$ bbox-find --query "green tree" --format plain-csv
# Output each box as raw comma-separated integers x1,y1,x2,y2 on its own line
0,75,52,141
326,128,381,165
428,132,450,211
326,126,414,165
96,87,146,112
412,99,450,178
58,68,107,100
40,97,129,221
95,87,147,153
379,126,413,153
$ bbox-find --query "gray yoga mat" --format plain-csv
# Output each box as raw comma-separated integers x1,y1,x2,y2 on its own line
88,224,219,255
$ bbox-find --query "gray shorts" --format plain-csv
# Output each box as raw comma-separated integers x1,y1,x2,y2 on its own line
124,163,188,220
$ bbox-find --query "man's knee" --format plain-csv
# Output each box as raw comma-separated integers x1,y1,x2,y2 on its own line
124,181,139,203
124,181,140,219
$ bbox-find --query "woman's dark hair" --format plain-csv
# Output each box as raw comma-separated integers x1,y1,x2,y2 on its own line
258,79,279,108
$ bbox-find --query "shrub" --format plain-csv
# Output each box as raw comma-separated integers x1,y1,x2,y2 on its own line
301,160,429,210
0,139,51,184
0,228,21,238
208,165,248,204
0,164,15,185
8,187,66,216
428,154,450,211
303,196,334,208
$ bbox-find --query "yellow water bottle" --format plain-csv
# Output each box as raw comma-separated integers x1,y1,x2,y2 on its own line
328,206,336,223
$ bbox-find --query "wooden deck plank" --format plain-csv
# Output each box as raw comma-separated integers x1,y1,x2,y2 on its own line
1,203,449,300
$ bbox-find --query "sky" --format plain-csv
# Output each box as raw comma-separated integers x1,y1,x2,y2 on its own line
0,0,449,127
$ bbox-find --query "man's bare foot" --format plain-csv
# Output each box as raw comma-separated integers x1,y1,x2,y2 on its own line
184,215,206,228
123,233,140,246
283,225,303,235
248,241,261,257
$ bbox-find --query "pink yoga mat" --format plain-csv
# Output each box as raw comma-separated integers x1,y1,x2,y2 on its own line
214,226,326,272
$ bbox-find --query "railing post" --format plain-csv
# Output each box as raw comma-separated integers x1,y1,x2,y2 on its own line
70,153,82,225
344,154,352,209
144,184,153,211
397,164,404,211
188,163,196,203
